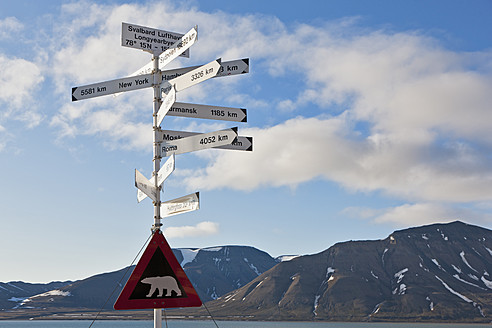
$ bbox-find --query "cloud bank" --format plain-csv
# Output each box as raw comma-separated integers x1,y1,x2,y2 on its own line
2,0,491,228
164,221,219,238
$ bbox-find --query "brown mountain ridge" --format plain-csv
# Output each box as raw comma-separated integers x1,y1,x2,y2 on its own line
196,221,492,322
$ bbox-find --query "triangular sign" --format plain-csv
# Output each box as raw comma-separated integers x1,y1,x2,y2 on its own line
114,230,202,310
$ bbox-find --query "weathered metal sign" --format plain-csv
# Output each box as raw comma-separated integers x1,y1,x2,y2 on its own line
161,192,200,217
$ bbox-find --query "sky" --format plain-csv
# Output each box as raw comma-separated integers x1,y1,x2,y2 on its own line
0,0,491,283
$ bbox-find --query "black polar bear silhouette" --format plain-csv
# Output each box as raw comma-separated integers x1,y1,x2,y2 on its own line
141,276,182,297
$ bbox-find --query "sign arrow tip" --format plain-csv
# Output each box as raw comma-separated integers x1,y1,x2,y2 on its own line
71,87,78,102
240,108,247,122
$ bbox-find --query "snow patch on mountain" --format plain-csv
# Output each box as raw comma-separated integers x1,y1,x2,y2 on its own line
460,251,478,273
244,258,261,275
313,295,321,316
276,255,299,262
453,274,486,290
202,247,223,252
436,275,472,303
394,268,408,283
432,259,444,271
178,248,200,267
382,248,388,265
481,276,492,289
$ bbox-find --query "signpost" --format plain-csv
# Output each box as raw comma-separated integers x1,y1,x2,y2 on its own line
71,22,251,328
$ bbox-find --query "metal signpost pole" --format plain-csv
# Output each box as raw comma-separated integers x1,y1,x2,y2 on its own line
152,53,163,328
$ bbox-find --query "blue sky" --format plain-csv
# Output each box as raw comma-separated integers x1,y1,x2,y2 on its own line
0,0,491,283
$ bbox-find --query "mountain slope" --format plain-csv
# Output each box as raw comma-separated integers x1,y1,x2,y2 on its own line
0,281,71,310
203,221,492,322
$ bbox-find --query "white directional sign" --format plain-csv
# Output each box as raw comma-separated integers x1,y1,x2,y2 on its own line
157,81,176,126
72,73,154,101
167,102,247,122
159,127,237,157
121,22,190,56
138,154,175,203
157,154,175,187
159,129,252,152
133,26,197,76
161,192,200,218
135,169,158,203
162,58,221,93
161,58,249,82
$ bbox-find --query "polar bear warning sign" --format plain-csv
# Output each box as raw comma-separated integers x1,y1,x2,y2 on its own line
114,230,202,309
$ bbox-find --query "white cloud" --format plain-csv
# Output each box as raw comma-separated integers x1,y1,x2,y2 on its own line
0,17,23,38
180,114,492,203
345,203,492,228
0,55,44,128
164,221,219,238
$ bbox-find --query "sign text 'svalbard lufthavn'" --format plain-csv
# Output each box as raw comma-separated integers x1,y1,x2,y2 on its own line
121,22,190,57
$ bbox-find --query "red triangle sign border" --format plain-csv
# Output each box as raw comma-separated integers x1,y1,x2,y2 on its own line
114,230,202,310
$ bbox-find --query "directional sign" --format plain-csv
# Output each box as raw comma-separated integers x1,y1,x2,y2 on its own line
161,58,249,82
135,169,158,203
159,127,237,157
133,26,197,76
114,230,202,310
72,73,154,101
121,22,190,57
158,154,175,187
167,102,247,122
159,130,252,152
161,192,199,218
157,26,197,68
137,189,148,203
137,154,175,203
162,58,221,93
157,82,176,126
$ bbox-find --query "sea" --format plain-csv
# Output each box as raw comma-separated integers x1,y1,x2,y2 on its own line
0,321,490,328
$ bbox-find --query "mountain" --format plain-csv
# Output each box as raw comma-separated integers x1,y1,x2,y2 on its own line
0,281,72,310
174,246,279,301
199,221,492,322
3,245,278,315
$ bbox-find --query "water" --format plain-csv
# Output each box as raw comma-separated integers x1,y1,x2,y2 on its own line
0,321,490,328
